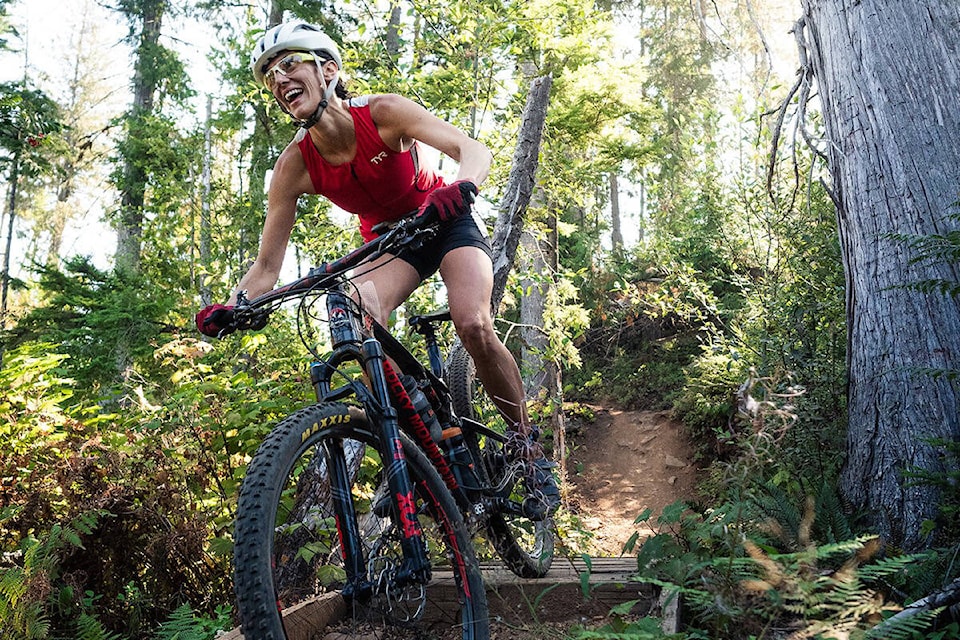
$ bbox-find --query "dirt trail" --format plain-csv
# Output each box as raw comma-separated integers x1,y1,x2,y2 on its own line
565,405,699,557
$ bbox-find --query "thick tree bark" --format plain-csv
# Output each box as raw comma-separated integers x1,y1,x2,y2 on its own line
490,74,552,311
799,1,960,550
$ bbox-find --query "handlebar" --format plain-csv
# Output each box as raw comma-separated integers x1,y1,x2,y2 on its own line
225,211,442,334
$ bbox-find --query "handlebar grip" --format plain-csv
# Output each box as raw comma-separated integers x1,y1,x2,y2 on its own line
411,206,437,228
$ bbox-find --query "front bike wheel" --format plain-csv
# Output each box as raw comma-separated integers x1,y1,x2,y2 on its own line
233,402,489,639
446,346,555,579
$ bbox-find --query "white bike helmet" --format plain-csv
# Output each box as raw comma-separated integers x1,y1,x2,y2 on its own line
251,20,342,86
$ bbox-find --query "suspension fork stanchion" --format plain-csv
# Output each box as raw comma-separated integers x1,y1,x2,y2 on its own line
323,436,371,601
360,338,432,585
317,291,373,598
310,359,335,400
322,288,430,586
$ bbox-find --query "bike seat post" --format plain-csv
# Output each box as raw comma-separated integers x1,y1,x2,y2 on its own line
424,329,446,378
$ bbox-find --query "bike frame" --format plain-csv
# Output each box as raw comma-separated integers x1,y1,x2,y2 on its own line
232,216,530,595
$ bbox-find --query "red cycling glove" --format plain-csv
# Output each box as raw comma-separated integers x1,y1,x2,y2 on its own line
195,304,234,337
417,180,478,222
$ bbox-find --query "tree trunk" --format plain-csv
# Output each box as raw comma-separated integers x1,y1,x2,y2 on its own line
1,148,20,317
490,74,552,311
609,172,623,252
799,1,960,550
48,3,101,267
238,2,284,273
519,223,548,397
385,0,402,61
115,0,164,274
199,95,213,306
637,168,646,243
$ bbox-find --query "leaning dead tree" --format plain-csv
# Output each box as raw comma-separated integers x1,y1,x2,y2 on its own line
490,74,553,311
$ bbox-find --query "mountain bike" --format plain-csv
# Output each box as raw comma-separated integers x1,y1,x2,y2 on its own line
223,212,554,640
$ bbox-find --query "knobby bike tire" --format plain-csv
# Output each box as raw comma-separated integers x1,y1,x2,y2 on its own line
446,346,555,579
233,402,489,640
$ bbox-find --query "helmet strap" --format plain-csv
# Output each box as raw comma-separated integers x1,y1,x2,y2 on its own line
297,69,339,130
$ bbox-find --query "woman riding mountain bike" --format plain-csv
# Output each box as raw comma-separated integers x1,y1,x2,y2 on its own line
195,19,559,515
222,211,555,638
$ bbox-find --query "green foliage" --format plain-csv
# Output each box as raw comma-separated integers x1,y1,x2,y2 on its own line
151,603,233,640
0,0,883,636
572,615,684,639
0,343,73,452
670,334,744,456
627,499,939,639
0,511,104,640
74,612,126,640
0,0,14,51
570,249,733,411
0,81,63,178
4,257,178,399
0,319,310,636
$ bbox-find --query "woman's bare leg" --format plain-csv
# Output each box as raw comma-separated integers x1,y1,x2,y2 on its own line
439,246,531,435
349,253,421,327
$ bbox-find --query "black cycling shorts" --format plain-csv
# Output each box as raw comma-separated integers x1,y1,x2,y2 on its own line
390,213,493,281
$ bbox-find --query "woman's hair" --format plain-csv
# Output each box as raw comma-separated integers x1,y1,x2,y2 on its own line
316,53,353,99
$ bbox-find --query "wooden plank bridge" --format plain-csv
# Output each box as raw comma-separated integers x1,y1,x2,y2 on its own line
221,558,668,639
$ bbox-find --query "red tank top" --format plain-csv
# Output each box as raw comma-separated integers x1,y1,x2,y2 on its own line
297,97,444,241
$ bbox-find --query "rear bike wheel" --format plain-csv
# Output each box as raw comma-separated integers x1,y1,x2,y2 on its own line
233,402,489,639
446,346,554,579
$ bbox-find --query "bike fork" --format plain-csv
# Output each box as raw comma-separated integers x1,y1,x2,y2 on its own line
316,289,432,596
360,338,432,586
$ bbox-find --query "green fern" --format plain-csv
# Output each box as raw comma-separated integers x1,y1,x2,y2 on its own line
746,482,804,545
151,603,233,640
571,615,682,639
151,604,209,640
0,511,108,640
858,553,934,584
906,548,960,603
865,608,944,640
0,565,51,639
812,480,854,543
75,612,126,640
629,498,941,639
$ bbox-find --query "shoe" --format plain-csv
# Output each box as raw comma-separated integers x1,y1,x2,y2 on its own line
522,457,560,521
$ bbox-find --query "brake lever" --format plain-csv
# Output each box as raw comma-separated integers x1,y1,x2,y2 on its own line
380,218,437,254
225,290,271,336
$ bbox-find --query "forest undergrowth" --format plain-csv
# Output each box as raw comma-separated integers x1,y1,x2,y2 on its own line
3,253,958,640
